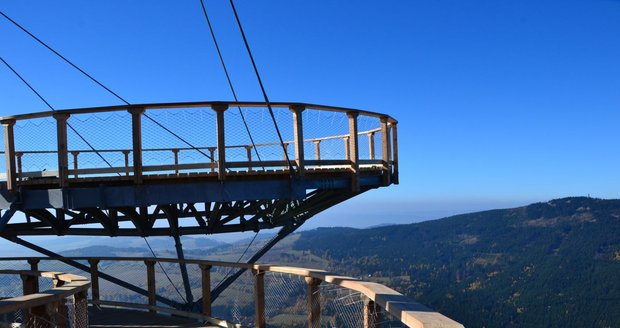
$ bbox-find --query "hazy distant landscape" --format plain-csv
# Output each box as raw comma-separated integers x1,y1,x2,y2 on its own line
11,197,617,327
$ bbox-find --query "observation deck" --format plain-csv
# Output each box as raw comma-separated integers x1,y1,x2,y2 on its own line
0,102,398,237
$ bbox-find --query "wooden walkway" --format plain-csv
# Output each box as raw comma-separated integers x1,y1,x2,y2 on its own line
88,307,218,328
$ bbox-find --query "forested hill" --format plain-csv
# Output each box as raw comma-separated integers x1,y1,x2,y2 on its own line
290,197,620,327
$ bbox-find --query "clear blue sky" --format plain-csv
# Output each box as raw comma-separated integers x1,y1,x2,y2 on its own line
1,0,619,229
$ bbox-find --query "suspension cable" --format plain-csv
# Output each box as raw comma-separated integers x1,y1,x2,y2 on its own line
0,10,215,164
199,0,264,169
227,0,295,176
0,10,131,106
0,55,119,174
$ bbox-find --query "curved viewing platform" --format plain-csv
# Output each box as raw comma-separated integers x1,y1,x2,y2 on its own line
0,102,398,237
0,257,463,328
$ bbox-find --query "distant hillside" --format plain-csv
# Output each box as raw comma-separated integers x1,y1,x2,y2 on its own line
289,197,620,328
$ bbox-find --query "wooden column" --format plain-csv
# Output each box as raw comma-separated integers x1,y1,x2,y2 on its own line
27,259,40,272
89,259,100,302
145,260,156,312
364,298,381,328
172,149,180,176
368,132,376,160
305,277,321,328
245,146,253,171
212,104,228,181
2,119,17,190
343,136,350,161
53,113,70,188
129,107,145,184
21,273,38,295
199,264,212,316
313,141,321,161
290,104,305,175
253,269,266,328
391,121,399,185
380,117,391,186
54,278,69,328
16,152,23,182
347,112,360,192
207,147,217,173
122,150,130,176
71,151,80,178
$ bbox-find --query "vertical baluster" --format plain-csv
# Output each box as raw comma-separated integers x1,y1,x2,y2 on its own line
172,149,180,176
364,298,381,328
347,112,360,192
211,104,228,181
2,119,16,190
207,147,217,173
200,264,212,316
53,113,70,187
245,146,253,171
290,104,305,176
89,259,100,302
343,136,350,161
16,152,23,182
368,131,376,160
129,107,145,184
305,277,321,328
313,140,321,162
391,121,399,184
380,117,391,186
71,151,80,178
145,260,156,313
253,269,266,328
122,150,130,176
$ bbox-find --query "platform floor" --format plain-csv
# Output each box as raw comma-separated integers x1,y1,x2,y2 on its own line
88,307,218,328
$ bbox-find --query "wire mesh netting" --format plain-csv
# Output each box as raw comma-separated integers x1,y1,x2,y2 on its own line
13,117,57,175
97,260,147,304
211,269,255,326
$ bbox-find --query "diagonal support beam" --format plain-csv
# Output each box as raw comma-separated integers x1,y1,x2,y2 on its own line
0,207,16,233
3,235,181,308
163,205,194,305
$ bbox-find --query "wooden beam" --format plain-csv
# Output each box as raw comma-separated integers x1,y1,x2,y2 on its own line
2,119,17,190
89,259,100,302
53,113,70,188
129,107,145,184
253,269,266,328
347,112,360,192
290,105,305,176
380,116,391,186
305,277,321,328
391,122,399,185
200,264,212,317
145,260,156,313
212,104,228,181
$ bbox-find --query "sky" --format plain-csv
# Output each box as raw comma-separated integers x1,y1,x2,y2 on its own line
1,0,620,237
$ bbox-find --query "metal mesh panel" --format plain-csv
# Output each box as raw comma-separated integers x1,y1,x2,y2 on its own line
13,118,58,175
67,112,132,176
357,115,381,161
211,269,255,327
264,272,307,327
0,274,23,299
302,110,349,166
320,283,365,328
98,260,147,303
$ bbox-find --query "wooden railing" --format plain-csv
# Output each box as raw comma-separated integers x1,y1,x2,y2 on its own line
0,269,90,328
0,257,463,328
0,102,399,190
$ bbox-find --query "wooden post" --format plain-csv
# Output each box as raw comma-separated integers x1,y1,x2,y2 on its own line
343,136,350,161
245,146,253,171
172,149,180,176
2,119,17,190
145,260,156,312
313,140,321,161
380,117,391,186
207,147,217,173
54,278,69,328
27,259,40,272
368,132,376,160
71,151,80,178
129,107,145,184
212,104,228,181
16,152,23,182
290,105,305,175
21,273,38,295
391,121,399,184
53,113,70,187
363,298,381,328
89,259,100,302
253,269,266,328
305,277,321,328
122,150,130,176
199,264,212,316
347,112,360,192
